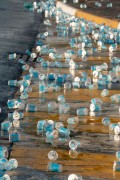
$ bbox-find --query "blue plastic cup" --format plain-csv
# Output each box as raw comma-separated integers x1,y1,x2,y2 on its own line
90,103,101,112
9,158,18,170
116,151,120,160
47,73,56,81
91,98,103,105
110,57,120,64
55,122,64,130
22,64,30,71
102,117,111,126
54,85,61,92
114,125,120,135
29,67,34,74
55,61,62,68
77,108,88,116
48,102,58,112
20,92,28,100
67,117,79,125
57,95,65,103
8,53,16,60
72,82,81,88
39,74,46,81
109,123,117,131
44,120,55,133
32,71,39,79
91,65,97,71
37,120,46,130
23,74,32,81
81,71,88,78
30,53,37,59
69,139,79,150
19,80,30,87
64,82,71,89
59,103,70,114
8,80,18,86
0,170,5,179
12,111,24,120
56,75,65,83
39,84,47,93
37,57,44,63
47,162,62,172
113,161,120,171
101,89,109,97
26,104,37,112
9,132,21,142
68,174,83,180
18,59,25,64
0,146,8,158
20,86,32,93
25,49,31,56
46,130,58,139
1,121,12,131
58,127,70,137
97,79,106,86
7,99,16,109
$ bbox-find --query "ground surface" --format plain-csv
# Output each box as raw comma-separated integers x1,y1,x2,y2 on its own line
0,1,120,180
0,0,43,121
66,0,120,20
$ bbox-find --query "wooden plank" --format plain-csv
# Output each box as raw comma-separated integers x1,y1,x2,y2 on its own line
11,9,120,180
28,89,120,103
12,146,120,179
22,112,119,134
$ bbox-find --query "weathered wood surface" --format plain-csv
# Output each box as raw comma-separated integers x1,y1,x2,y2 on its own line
2,6,120,180
66,0,120,21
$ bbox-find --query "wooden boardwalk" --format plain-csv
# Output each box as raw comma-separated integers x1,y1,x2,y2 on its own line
2,7,120,180
66,0,120,21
